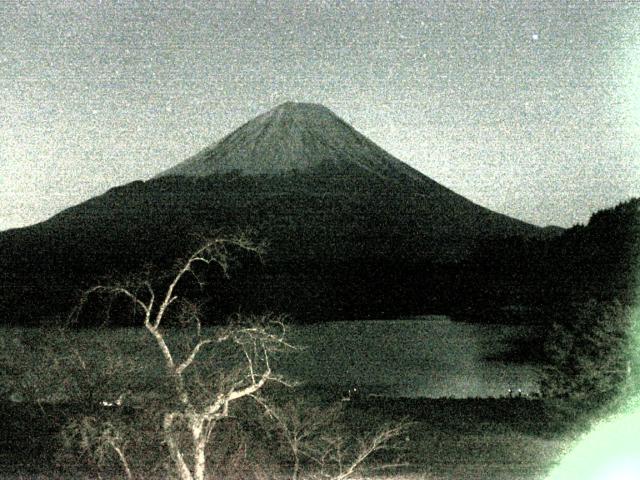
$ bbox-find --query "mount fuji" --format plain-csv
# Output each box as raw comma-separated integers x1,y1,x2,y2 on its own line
0,102,547,323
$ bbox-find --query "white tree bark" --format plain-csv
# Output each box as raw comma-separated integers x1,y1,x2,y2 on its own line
74,236,293,480
73,235,404,480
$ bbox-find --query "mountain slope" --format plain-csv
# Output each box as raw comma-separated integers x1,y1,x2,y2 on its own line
160,102,427,181
158,101,539,239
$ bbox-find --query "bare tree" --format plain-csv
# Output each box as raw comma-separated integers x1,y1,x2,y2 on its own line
19,233,412,480
255,396,409,480
73,234,294,480
62,416,133,480
310,422,408,480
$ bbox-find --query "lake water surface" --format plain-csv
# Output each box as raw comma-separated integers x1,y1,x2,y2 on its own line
276,317,540,398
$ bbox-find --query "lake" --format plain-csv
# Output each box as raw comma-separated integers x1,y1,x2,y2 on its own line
276,317,540,398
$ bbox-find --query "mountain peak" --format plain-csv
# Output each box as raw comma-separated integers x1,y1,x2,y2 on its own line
271,101,330,112
256,102,340,127
157,103,421,179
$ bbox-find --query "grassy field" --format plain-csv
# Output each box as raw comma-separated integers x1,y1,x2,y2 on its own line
0,326,586,479
0,397,583,479
346,397,583,480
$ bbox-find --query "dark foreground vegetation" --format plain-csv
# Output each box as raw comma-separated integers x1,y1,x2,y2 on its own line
456,197,639,323
0,297,632,478
0,395,588,480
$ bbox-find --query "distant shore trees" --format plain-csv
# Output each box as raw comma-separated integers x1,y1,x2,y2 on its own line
540,300,635,405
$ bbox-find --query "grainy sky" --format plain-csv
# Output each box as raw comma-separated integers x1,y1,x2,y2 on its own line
1,0,639,230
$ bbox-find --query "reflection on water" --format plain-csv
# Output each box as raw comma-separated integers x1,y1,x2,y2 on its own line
276,317,540,398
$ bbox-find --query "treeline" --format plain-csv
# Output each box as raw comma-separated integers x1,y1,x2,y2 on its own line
454,198,639,323
473,198,639,404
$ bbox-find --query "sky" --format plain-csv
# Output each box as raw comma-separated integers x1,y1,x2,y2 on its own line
1,0,639,231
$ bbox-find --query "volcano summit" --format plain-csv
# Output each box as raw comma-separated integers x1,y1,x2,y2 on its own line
0,103,546,323
161,102,431,184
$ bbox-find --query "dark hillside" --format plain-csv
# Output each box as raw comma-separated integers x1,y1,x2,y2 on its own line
454,198,639,323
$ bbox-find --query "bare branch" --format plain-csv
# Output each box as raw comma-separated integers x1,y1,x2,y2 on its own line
145,325,176,372
76,285,152,323
152,235,263,330
175,339,215,376
164,412,194,480
330,422,409,480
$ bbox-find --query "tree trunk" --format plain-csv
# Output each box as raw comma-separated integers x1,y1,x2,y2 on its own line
192,417,208,480
110,442,133,480
164,413,194,480
292,453,300,480
290,438,300,480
